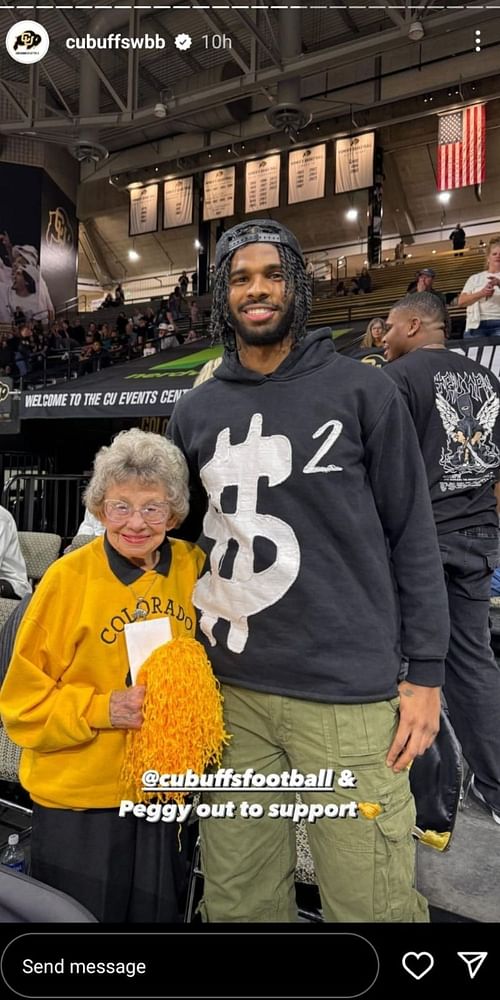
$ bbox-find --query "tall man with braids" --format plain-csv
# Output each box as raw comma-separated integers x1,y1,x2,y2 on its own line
168,220,450,923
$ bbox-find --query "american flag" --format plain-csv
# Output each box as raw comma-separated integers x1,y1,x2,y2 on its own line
437,104,486,191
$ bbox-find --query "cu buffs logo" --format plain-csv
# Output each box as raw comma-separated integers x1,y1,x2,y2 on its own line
46,208,73,249
6,21,50,63
0,382,10,403
14,31,41,51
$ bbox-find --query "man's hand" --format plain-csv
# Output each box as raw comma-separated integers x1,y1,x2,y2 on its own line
110,686,145,729
386,683,441,773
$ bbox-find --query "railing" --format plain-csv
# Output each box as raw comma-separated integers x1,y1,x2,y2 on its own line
15,320,211,390
2,474,90,542
0,453,54,492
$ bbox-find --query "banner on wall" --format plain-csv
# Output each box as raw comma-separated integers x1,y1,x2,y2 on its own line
129,185,159,235
164,176,193,228
0,163,74,324
288,145,326,205
20,343,223,420
245,155,280,213
335,133,375,193
40,175,77,316
203,166,235,221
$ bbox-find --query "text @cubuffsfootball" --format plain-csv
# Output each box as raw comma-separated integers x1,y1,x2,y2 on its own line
119,768,363,824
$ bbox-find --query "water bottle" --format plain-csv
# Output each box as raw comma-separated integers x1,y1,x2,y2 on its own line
0,833,26,873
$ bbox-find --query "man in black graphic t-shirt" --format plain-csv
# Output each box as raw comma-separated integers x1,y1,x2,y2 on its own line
384,291,500,825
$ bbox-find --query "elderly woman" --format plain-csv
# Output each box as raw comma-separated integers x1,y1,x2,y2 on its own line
0,429,205,922
360,316,385,349
458,236,500,337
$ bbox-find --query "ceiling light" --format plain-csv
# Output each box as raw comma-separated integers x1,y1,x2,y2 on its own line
346,208,358,221
408,20,424,41
194,239,202,250
128,249,140,261
438,191,451,204
432,249,437,254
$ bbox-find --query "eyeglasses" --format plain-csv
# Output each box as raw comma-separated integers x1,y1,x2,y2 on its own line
103,500,170,525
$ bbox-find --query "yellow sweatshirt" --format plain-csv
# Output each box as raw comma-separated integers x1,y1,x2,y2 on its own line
0,535,205,809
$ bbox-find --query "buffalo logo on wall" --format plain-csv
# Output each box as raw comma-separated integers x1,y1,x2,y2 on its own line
6,21,50,63
0,381,10,403
46,208,73,249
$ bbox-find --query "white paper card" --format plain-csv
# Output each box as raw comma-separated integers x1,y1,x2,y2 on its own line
124,618,172,684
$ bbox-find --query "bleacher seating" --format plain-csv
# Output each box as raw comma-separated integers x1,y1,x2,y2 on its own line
308,246,486,334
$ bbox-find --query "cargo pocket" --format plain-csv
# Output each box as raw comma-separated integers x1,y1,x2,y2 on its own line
332,701,399,767
373,793,421,922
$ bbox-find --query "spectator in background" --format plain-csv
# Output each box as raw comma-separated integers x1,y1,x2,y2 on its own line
458,237,500,338
114,284,125,305
208,265,216,292
155,297,171,327
408,269,446,307
0,505,31,599
12,305,25,328
351,267,372,295
361,317,386,349
99,293,114,309
158,322,178,349
395,240,406,262
78,332,96,376
116,312,129,337
191,271,198,295
383,290,500,826
169,288,183,321
335,279,347,296
91,338,110,371
449,224,466,257
178,271,189,297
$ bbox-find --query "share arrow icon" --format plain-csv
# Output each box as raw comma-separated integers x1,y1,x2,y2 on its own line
457,952,488,979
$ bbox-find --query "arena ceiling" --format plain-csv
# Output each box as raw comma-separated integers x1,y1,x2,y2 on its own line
1,3,500,280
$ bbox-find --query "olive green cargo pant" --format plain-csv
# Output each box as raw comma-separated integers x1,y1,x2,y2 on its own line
199,685,429,923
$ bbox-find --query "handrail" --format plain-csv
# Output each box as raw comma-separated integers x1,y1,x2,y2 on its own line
2,473,90,539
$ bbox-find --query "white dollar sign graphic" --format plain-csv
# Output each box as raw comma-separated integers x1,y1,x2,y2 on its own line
194,412,300,653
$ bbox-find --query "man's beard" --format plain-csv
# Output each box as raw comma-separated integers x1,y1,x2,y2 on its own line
230,297,295,348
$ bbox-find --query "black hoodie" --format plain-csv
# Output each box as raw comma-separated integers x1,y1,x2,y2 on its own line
168,328,449,702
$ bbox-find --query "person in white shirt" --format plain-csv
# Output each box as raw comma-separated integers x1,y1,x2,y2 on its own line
458,237,500,337
0,506,31,599
74,509,105,537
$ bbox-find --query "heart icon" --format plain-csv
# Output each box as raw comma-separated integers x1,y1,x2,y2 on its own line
402,952,434,980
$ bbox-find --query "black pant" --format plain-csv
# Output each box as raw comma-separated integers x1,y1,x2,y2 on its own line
438,528,500,813
31,804,189,922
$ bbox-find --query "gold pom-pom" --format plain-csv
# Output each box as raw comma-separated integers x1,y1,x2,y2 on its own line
357,801,382,820
120,637,230,803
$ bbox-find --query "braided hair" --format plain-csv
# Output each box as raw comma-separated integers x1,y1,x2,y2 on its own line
210,243,312,350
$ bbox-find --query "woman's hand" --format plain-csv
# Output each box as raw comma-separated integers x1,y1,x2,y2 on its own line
110,685,145,729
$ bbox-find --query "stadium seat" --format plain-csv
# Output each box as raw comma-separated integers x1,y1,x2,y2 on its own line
0,866,98,922
18,532,61,585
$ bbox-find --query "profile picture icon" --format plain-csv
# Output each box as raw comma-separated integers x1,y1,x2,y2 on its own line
6,21,50,64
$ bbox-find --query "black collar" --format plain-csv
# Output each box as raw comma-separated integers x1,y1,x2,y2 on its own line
103,533,172,584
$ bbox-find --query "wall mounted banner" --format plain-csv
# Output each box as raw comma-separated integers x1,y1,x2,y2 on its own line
129,184,159,235
164,176,193,229
20,343,223,420
203,166,235,221
245,155,280,213
335,133,375,193
288,145,326,204
41,175,77,316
